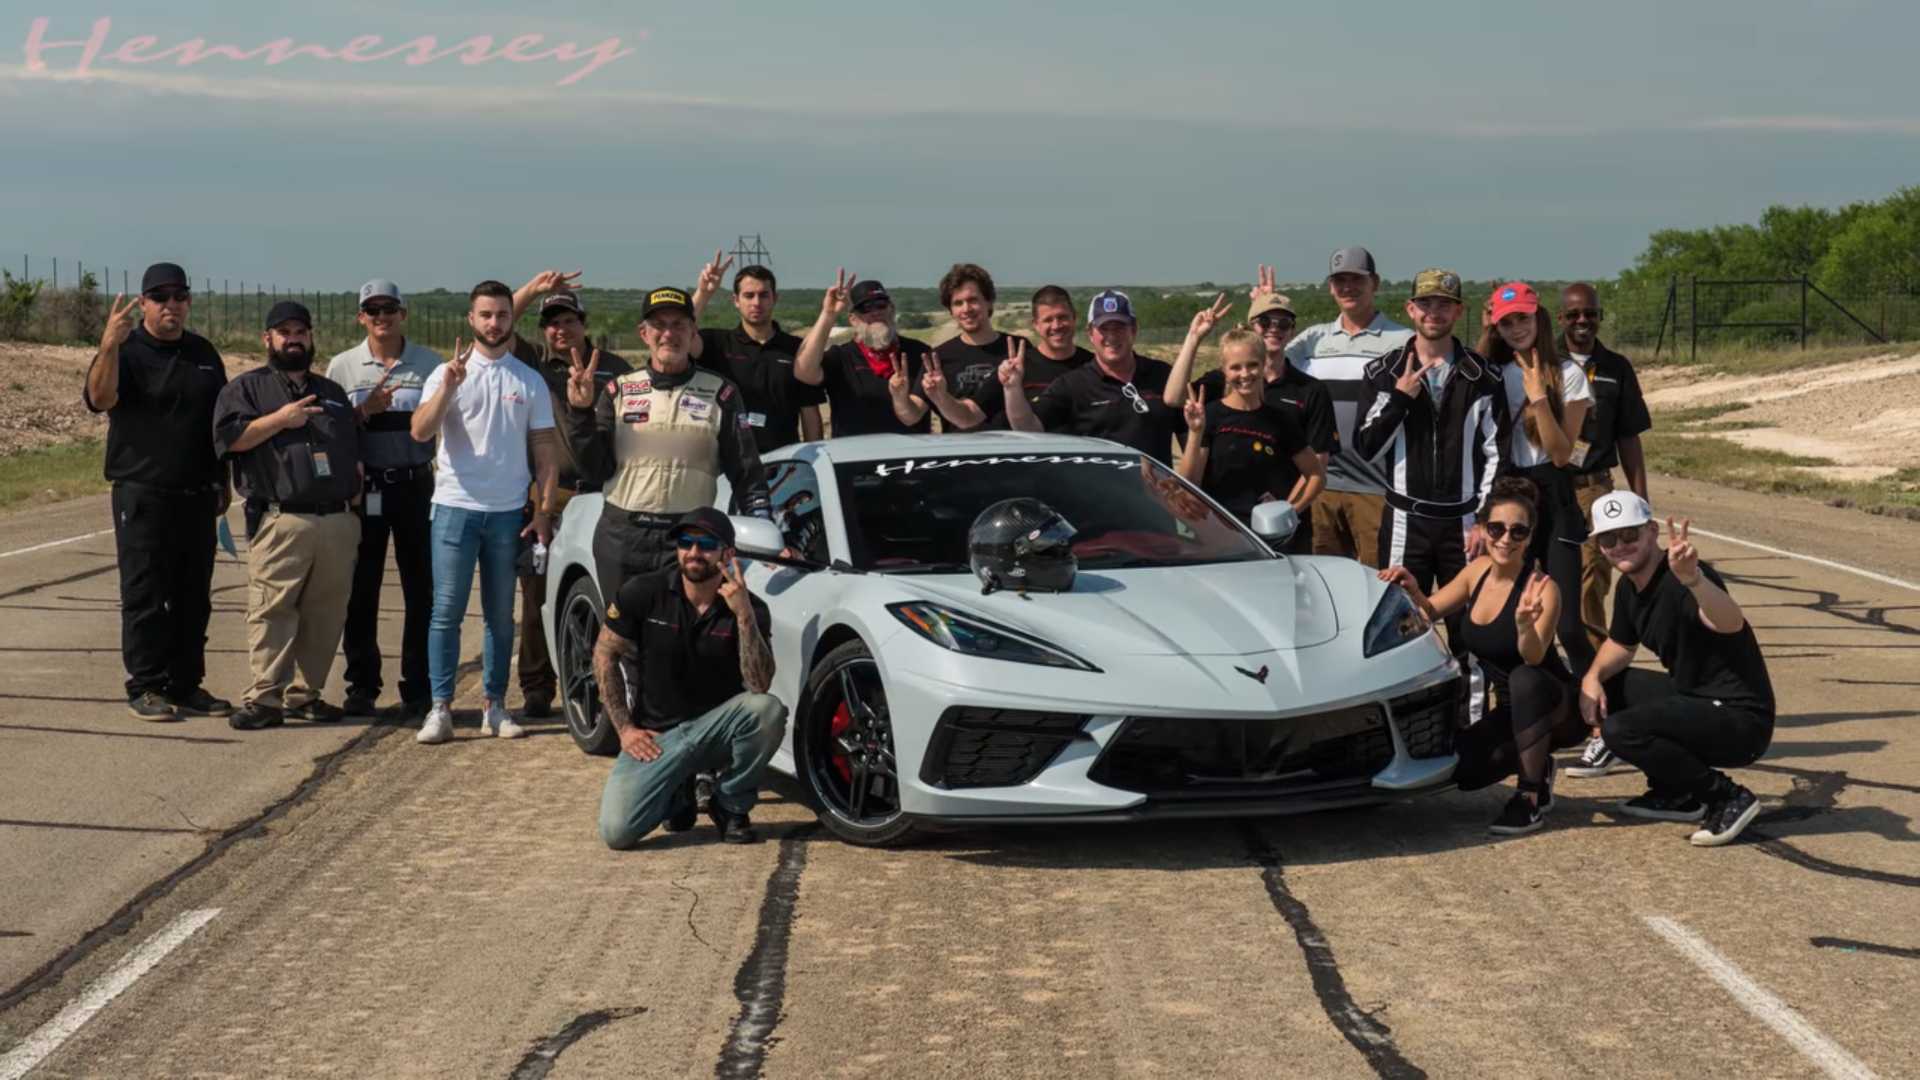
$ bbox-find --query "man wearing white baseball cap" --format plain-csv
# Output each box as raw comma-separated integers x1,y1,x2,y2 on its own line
1577,492,1775,847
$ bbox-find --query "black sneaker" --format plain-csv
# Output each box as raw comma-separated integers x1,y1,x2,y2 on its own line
1563,734,1633,778
1691,786,1762,847
1489,789,1548,836
287,700,344,723
343,692,380,717
665,778,699,834
709,807,760,845
229,702,286,731
1619,790,1707,822
396,699,432,721
166,688,234,718
694,774,715,815
521,694,554,720
128,691,179,722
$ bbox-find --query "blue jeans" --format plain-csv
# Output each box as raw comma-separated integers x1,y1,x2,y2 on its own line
598,692,789,850
427,504,522,703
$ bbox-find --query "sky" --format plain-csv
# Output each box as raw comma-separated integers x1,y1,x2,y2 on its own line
3,0,1918,293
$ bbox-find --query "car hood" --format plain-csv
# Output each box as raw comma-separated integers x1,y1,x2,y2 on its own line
885,559,1339,657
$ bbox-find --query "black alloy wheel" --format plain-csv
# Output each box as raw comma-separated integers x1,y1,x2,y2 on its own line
799,640,920,846
558,576,618,756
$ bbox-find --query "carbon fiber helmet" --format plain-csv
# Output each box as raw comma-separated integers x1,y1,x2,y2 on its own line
968,498,1077,595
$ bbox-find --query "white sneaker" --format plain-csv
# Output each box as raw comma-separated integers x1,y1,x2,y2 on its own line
416,702,454,745
482,699,525,740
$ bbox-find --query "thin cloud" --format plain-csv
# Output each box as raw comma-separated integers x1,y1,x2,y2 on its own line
1700,115,1920,136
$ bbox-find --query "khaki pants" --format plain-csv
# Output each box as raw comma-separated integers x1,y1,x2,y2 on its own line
1572,472,1616,656
1312,489,1386,568
245,509,361,709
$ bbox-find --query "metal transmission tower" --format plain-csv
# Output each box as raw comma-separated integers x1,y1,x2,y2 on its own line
730,234,773,269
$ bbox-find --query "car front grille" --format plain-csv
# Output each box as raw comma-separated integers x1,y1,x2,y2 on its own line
1389,680,1459,759
920,707,1088,789
1088,703,1396,800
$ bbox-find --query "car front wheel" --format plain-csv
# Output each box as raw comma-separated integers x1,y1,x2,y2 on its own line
557,575,618,756
798,640,921,847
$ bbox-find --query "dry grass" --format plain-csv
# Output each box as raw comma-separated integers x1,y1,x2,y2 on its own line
0,439,107,511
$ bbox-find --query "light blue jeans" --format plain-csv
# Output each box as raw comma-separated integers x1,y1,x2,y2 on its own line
427,504,522,703
598,692,789,850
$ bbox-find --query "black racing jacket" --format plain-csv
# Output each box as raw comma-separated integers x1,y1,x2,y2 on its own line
1353,339,1509,521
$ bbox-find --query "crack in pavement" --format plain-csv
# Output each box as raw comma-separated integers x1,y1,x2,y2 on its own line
507,1006,647,1080
715,825,816,1080
1810,937,1920,961
1240,822,1427,1080
670,873,722,956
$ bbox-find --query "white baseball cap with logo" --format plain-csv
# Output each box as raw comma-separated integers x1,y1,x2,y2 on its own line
1589,491,1652,534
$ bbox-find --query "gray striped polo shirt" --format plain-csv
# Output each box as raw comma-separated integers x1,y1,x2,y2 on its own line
1284,312,1412,494
324,338,445,470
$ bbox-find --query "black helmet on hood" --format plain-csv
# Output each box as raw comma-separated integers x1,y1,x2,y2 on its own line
968,498,1077,595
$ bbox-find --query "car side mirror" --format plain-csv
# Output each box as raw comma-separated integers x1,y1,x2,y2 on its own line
730,516,787,559
1250,501,1299,546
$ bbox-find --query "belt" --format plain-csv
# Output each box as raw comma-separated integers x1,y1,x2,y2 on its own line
1384,491,1477,519
270,500,349,516
366,464,431,487
612,507,679,528
1571,470,1615,489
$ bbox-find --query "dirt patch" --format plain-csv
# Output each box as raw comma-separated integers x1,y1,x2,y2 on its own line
1643,351,1920,481
0,343,105,455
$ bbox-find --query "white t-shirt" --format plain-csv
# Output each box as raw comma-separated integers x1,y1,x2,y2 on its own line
1503,358,1592,469
421,350,555,512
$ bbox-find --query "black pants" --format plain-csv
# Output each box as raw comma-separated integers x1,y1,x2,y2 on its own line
341,471,434,705
1455,664,1586,791
592,507,680,606
1379,511,1469,652
1519,464,1596,679
112,482,217,700
1601,670,1774,801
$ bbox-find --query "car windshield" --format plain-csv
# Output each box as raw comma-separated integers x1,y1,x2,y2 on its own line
835,452,1271,572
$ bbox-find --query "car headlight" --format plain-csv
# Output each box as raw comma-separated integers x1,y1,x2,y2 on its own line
1363,586,1432,658
887,602,1100,671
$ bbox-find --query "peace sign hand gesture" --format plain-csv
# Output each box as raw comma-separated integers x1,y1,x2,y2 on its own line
101,293,139,351
887,361,910,400
1249,264,1278,302
1184,383,1207,435
1666,517,1701,585
446,338,472,388
997,337,1027,388
360,367,397,417
695,248,735,302
526,269,583,296
567,347,602,409
1188,292,1233,340
920,361,947,398
718,558,754,617
1514,571,1550,626
823,268,857,318
273,394,323,431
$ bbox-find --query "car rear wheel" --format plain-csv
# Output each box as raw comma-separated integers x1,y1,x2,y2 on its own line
798,640,921,847
557,576,618,756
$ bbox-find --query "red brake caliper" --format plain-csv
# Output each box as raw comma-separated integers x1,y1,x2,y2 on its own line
829,702,854,784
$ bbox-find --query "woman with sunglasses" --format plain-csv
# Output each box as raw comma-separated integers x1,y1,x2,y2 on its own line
1380,476,1585,834
1478,282,1595,677
1174,327,1325,541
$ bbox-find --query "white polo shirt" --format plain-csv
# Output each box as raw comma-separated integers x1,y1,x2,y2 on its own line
421,349,555,513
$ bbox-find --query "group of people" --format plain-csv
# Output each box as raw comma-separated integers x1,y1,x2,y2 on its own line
84,247,1775,850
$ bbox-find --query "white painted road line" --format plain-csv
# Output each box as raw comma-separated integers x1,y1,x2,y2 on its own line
0,529,112,561
1643,915,1879,1080
1691,527,1920,594
0,908,221,1080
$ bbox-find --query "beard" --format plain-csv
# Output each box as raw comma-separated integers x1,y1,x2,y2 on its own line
474,326,511,349
268,344,312,372
856,320,898,350
679,556,720,583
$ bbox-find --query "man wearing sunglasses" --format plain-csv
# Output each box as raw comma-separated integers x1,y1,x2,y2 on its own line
795,272,934,436
83,262,233,722
1003,289,1184,464
326,280,445,719
1578,494,1773,847
1556,283,1654,780
594,508,784,847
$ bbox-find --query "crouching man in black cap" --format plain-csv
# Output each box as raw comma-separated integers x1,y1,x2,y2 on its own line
212,302,365,730
593,508,785,847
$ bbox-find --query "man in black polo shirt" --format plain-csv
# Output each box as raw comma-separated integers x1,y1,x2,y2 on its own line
687,264,825,452
593,508,784,848
922,262,1010,431
795,272,933,436
213,302,365,731
948,285,1093,431
1578,493,1774,847
83,263,233,722
1003,289,1183,464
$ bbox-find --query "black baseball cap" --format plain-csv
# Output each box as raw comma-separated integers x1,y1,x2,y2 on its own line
141,262,189,295
673,507,735,547
264,300,312,330
539,293,586,325
849,281,892,311
640,287,694,320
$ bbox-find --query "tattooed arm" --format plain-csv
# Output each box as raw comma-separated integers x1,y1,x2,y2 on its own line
719,559,775,694
593,625,661,761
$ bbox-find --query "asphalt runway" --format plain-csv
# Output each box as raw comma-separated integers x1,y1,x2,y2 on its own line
1,479,1915,1078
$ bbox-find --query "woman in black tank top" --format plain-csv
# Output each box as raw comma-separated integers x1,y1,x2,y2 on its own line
1380,476,1585,834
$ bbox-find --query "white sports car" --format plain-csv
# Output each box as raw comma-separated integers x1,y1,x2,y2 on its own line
543,432,1462,846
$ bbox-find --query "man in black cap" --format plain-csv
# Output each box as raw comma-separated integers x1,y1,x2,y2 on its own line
326,278,444,719
687,262,826,452
565,287,771,605
212,302,365,731
794,270,934,436
502,284,631,718
83,263,233,721
593,507,784,847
